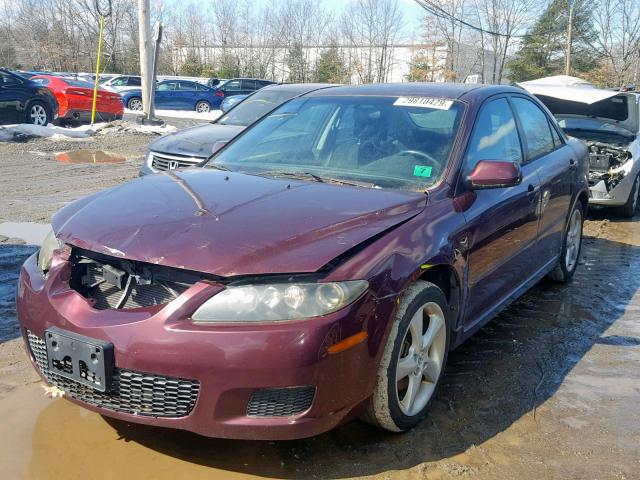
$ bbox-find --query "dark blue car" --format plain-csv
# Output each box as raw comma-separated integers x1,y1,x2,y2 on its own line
0,69,59,125
122,80,220,112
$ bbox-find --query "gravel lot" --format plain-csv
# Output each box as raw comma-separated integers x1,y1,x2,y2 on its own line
0,129,639,479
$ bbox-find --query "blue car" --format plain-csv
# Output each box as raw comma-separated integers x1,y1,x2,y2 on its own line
122,80,220,112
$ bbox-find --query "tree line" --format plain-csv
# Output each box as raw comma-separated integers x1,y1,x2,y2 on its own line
0,0,638,87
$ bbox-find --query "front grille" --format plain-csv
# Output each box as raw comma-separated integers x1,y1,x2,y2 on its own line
247,386,315,417
27,331,200,418
151,152,203,171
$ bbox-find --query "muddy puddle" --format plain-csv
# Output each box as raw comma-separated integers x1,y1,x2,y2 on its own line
0,217,639,479
55,150,126,164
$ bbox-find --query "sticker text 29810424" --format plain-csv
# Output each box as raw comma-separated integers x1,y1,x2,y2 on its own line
393,97,454,110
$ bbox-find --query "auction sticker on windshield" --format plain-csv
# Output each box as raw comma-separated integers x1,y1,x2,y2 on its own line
393,97,453,110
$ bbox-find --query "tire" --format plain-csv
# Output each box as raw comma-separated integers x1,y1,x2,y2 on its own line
196,100,211,113
127,97,143,111
364,280,450,432
548,201,584,282
25,101,49,126
619,173,640,218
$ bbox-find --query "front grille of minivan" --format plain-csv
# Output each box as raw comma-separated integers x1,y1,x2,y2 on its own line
27,331,200,418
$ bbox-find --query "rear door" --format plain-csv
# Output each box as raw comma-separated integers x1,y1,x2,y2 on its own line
510,95,573,264
457,96,542,330
175,81,198,109
0,72,23,123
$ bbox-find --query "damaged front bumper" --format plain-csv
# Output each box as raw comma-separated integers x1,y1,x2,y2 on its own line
16,249,384,440
587,142,637,205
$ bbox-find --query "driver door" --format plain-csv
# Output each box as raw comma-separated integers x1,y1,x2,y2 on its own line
456,97,542,331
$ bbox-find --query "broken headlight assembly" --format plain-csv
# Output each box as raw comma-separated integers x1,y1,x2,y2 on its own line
37,228,64,275
192,280,369,323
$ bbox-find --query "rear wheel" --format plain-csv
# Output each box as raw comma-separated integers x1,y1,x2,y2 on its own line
548,202,584,282
26,102,49,126
196,101,211,113
619,173,640,218
364,281,449,432
127,97,143,111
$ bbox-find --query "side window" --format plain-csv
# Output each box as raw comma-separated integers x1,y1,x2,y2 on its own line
241,79,257,90
465,98,523,171
112,77,128,86
128,77,141,87
511,97,555,160
178,81,196,91
0,72,20,85
157,82,176,91
223,80,241,92
549,121,564,148
32,78,49,86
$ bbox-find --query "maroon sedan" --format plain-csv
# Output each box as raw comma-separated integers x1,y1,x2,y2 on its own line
17,83,588,440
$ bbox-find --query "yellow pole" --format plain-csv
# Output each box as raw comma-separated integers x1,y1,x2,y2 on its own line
91,14,105,125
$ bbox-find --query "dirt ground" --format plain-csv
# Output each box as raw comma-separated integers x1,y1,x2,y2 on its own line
0,134,639,479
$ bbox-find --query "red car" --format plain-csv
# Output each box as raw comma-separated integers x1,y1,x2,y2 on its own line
31,75,123,123
17,84,588,440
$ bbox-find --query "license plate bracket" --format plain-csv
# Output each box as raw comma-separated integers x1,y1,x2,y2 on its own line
45,327,114,392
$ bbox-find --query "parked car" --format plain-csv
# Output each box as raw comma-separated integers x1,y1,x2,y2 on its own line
521,76,640,217
0,68,58,125
210,78,275,108
31,75,123,124
18,83,588,440
122,80,219,112
100,75,142,93
140,83,336,175
220,93,249,112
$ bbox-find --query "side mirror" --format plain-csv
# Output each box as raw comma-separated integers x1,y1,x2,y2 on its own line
467,160,522,190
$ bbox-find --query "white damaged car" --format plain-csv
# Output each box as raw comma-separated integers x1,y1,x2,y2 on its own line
521,76,640,217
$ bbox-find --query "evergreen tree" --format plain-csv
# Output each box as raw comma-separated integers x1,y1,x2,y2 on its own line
315,46,347,83
508,0,597,82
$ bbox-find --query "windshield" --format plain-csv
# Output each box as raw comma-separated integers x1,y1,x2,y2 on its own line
207,96,465,190
556,117,634,137
218,89,301,127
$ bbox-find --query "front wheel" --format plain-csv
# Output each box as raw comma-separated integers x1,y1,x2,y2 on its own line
196,101,211,113
363,281,449,432
619,173,640,218
548,202,584,282
26,102,49,126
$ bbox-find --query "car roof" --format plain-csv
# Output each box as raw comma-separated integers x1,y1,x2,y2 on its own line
260,83,339,94
304,82,524,101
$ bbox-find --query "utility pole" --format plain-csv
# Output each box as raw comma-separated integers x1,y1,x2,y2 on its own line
565,0,574,76
138,0,153,122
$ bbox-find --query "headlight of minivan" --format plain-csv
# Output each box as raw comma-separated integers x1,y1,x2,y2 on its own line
192,280,369,323
37,228,64,274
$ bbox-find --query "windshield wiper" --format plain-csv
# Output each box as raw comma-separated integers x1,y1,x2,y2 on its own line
204,162,231,171
255,170,376,188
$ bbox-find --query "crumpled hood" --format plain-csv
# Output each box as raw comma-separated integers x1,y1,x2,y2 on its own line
148,123,245,158
52,169,427,277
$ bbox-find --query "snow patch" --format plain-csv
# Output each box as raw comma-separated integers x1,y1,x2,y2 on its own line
0,123,107,142
125,108,222,121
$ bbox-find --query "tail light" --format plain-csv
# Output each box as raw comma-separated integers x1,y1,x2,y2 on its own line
215,90,225,97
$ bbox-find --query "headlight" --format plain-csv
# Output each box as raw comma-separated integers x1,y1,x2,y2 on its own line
192,280,369,323
37,228,64,274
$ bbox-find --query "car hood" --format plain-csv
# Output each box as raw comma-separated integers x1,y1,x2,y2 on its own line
520,78,639,134
148,123,245,158
52,169,427,277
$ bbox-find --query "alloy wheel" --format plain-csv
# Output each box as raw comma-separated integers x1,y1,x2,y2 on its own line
196,101,211,113
129,98,142,111
565,208,582,271
395,301,446,416
30,104,47,126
